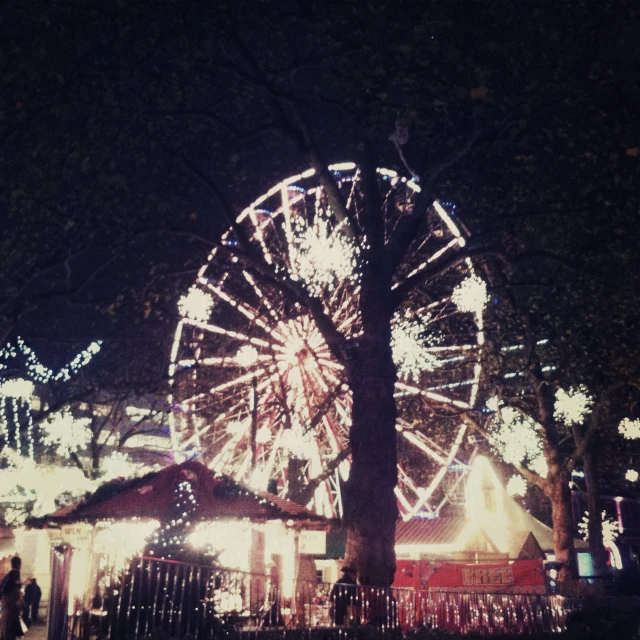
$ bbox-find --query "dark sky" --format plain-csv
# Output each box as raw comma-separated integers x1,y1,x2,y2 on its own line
1,0,639,381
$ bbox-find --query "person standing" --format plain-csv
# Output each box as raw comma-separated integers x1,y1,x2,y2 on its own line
0,570,24,640
0,558,21,597
330,566,359,625
23,578,42,626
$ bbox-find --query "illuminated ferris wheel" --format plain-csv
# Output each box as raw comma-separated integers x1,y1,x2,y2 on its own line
169,163,487,519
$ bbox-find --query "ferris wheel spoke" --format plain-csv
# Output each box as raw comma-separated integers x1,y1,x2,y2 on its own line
200,278,274,333
240,271,285,327
206,369,267,395
320,415,345,455
402,422,468,520
395,381,470,409
396,425,448,466
183,318,271,349
393,238,462,291
175,354,274,371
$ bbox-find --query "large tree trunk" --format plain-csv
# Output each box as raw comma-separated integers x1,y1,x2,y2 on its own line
584,448,607,576
545,463,576,585
343,343,398,587
539,383,576,585
342,161,398,586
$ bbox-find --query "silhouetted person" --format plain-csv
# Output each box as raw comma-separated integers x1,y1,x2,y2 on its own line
330,566,359,625
0,569,24,639
0,558,21,597
23,578,41,625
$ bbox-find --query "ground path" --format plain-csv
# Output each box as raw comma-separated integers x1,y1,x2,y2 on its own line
25,620,47,640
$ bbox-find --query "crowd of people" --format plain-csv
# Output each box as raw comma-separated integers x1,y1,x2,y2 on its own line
0,557,41,640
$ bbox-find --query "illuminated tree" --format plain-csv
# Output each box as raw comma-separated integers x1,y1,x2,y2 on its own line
146,473,199,561
469,380,640,582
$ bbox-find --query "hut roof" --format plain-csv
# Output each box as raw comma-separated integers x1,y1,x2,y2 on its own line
32,460,331,528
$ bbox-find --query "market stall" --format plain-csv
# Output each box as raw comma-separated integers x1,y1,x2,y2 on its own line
32,460,332,639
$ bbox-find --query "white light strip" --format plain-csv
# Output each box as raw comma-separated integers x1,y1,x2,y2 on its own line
184,319,270,347
433,200,461,238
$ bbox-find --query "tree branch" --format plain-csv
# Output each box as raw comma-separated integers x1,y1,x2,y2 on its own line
296,447,351,506
391,246,508,308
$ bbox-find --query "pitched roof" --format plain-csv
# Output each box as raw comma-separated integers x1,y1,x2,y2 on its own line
33,460,330,528
396,516,467,546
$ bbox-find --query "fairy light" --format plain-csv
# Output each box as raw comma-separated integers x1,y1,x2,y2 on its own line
147,478,198,560
178,287,214,322
506,475,527,497
281,422,317,460
26,406,34,459
579,510,619,547
40,408,91,457
626,469,638,482
288,206,361,296
235,345,259,367
188,520,252,570
11,399,21,450
255,425,271,444
486,396,547,478
0,450,95,517
451,274,489,315
554,386,593,425
0,378,34,399
0,338,101,459
100,451,150,482
619,418,640,440
0,337,102,384
391,312,442,381
0,397,5,437
226,419,250,438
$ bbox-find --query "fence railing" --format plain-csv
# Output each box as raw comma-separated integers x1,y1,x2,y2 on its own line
52,551,584,639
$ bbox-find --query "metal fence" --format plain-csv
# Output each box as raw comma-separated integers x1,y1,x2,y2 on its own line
50,549,583,639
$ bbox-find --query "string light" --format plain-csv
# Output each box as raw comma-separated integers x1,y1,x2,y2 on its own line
0,338,101,460
486,396,548,478
178,287,214,322
235,345,259,367
579,510,619,547
0,337,101,383
40,409,92,457
0,449,95,517
451,274,489,315
619,418,640,440
554,386,593,426
506,475,527,497
391,312,442,381
625,469,638,482
100,452,152,482
281,422,317,460
0,378,34,399
147,478,198,560
288,203,361,296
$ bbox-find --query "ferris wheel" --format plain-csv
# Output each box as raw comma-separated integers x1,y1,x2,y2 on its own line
169,163,487,520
